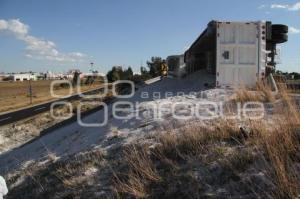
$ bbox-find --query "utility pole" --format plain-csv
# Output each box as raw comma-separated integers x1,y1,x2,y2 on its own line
90,62,94,73
28,75,32,105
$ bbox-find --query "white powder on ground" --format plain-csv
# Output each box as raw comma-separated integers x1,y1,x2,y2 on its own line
0,176,8,199
0,70,232,173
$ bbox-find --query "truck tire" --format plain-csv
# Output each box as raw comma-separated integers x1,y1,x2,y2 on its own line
271,33,288,43
272,24,288,34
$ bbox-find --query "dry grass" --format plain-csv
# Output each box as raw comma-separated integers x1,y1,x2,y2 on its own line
113,121,299,198
113,145,161,198
6,150,106,199
0,80,102,112
113,88,300,198
260,86,300,197
234,81,275,103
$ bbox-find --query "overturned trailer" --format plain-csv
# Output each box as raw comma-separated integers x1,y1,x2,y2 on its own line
183,20,288,88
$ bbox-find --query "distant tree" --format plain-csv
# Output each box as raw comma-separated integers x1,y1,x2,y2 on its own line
72,71,81,86
290,72,300,79
275,70,300,80
106,67,122,82
106,69,113,82
147,57,163,77
107,66,136,82
140,66,148,75
139,66,152,80
123,67,134,80
276,70,288,75
128,67,134,77
106,61,164,84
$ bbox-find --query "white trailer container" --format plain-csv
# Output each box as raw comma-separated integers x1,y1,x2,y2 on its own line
216,21,266,87
184,20,287,88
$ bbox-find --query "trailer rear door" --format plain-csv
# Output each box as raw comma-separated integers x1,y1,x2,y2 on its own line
216,22,259,88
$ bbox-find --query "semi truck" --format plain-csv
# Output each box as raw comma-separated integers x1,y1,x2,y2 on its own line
168,20,288,88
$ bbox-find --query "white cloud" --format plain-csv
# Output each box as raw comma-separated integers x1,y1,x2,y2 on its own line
271,2,300,11
289,2,300,10
0,19,86,62
69,52,85,58
0,19,29,36
271,4,289,9
289,26,300,34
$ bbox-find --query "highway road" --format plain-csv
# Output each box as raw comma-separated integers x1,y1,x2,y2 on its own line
0,86,107,126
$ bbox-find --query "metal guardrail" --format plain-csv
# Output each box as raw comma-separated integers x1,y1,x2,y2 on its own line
144,76,161,85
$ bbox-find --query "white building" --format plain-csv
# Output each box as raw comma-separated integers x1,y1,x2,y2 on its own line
10,73,37,81
0,74,10,81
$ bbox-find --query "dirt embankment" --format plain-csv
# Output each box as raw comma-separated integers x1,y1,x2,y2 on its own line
1,73,299,198
0,99,100,154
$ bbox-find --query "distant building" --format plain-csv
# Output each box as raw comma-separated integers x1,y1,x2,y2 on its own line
0,74,10,81
45,71,68,80
65,69,82,79
46,71,58,80
9,73,37,81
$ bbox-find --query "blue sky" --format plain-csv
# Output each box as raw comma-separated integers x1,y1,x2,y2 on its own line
0,0,300,73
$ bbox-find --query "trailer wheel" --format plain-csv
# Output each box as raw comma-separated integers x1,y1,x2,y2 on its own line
272,24,288,34
271,33,288,43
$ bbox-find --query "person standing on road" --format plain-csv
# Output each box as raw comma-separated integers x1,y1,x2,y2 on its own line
0,176,8,199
